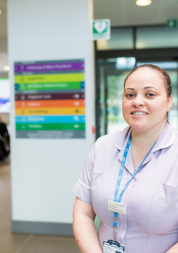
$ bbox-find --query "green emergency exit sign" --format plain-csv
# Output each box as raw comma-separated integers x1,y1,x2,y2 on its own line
167,19,178,28
91,19,110,40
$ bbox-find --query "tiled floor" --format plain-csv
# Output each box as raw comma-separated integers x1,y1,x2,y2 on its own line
0,159,81,253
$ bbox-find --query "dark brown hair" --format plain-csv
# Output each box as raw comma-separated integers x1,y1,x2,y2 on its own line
124,64,172,97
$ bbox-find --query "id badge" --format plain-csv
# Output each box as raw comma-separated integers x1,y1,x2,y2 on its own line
103,240,125,253
108,200,126,215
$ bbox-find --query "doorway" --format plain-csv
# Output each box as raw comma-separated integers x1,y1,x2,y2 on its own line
96,58,178,138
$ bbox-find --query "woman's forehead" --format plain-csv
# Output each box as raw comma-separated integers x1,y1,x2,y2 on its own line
125,67,163,86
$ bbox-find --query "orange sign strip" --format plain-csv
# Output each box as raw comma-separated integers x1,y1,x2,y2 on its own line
15,100,85,108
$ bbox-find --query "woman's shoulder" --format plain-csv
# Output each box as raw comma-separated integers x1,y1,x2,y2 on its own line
168,123,178,144
94,126,130,153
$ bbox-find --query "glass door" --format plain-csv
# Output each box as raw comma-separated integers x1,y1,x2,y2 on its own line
97,59,178,138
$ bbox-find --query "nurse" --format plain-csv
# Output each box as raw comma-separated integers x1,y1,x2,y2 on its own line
72,64,178,253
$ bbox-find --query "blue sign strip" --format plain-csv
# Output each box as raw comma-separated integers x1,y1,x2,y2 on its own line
15,115,85,123
113,134,156,226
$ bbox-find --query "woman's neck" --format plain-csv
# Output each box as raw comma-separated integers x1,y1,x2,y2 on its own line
131,120,167,148
131,120,167,169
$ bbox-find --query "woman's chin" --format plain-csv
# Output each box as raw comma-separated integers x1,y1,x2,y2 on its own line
128,122,149,132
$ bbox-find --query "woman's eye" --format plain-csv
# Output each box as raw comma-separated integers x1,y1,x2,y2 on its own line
126,93,135,98
147,93,155,97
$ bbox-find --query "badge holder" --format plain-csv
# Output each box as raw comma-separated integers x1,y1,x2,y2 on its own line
103,239,125,253
103,217,125,253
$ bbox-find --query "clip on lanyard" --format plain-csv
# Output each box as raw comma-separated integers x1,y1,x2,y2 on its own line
113,133,156,239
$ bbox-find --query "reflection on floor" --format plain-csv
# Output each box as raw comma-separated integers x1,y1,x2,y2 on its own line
0,159,80,253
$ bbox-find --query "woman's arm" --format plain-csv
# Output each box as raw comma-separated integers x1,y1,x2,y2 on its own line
166,243,178,253
73,197,102,253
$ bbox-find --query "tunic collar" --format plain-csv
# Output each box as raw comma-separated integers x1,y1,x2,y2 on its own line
115,121,175,152
115,121,175,174
151,121,175,153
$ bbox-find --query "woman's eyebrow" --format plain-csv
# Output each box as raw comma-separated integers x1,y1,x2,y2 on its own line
125,88,134,91
144,86,157,90
125,86,158,91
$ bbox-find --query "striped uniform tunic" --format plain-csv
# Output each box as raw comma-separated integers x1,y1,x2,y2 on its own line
73,121,178,253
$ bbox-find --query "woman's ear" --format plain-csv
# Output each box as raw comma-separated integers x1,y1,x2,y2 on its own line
167,95,172,112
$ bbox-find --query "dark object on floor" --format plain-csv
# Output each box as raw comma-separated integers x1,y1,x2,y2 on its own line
0,120,10,161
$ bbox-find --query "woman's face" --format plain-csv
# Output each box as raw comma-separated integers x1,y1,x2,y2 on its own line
122,67,172,133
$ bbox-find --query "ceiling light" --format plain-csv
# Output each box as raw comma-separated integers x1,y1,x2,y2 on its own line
136,0,152,6
4,66,10,71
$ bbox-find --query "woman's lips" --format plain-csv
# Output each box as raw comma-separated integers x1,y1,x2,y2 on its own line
131,112,148,115
130,111,148,118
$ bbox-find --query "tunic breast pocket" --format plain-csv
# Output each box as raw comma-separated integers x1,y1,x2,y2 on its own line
150,181,178,235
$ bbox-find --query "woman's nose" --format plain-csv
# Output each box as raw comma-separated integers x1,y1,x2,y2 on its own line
133,95,145,107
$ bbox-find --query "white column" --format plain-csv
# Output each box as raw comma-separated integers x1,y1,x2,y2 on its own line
8,0,95,235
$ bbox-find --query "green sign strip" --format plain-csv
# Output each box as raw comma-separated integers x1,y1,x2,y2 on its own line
16,82,81,91
16,123,85,131
15,73,84,84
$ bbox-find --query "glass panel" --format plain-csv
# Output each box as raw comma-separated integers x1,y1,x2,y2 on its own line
99,65,106,137
97,28,133,51
98,58,136,136
116,57,136,70
136,27,178,49
137,62,178,69
167,70,178,129
137,62,178,130
106,73,129,134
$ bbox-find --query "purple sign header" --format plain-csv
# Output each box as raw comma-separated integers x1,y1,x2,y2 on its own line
14,62,84,73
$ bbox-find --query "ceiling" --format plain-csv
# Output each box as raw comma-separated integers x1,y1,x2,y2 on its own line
94,0,178,27
0,0,177,73
0,0,177,41
0,0,177,40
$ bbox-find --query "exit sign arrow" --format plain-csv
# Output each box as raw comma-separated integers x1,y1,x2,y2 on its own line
167,19,178,28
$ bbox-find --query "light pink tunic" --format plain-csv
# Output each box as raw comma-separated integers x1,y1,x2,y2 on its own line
72,122,178,253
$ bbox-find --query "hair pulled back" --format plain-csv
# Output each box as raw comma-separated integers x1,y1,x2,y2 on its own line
124,64,172,97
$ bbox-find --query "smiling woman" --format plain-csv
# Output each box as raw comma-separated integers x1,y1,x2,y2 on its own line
123,66,172,134
123,64,172,168
72,65,178,253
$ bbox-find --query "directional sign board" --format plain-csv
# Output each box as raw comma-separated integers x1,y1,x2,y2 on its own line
91,19,110,40
14,59,85,139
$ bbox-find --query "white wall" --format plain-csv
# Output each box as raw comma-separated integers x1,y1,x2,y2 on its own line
8,0,95,224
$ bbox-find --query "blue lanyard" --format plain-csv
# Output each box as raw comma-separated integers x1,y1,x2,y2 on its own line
113,133,156,228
